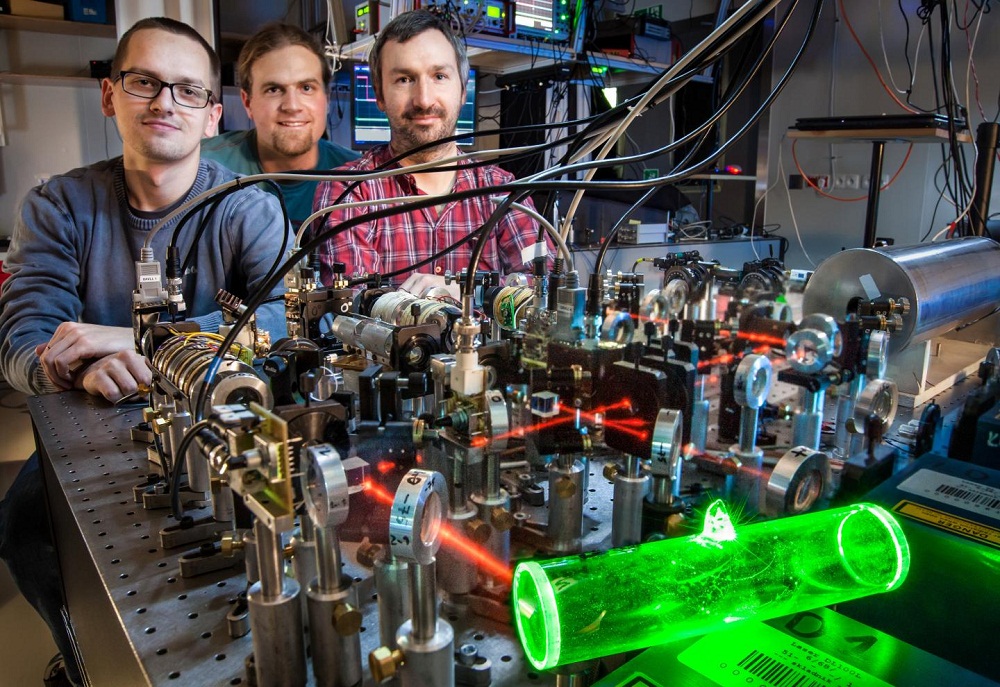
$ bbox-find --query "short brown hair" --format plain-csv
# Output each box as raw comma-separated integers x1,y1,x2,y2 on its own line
237,23,331,94
369,10,469,101
112,17,221,98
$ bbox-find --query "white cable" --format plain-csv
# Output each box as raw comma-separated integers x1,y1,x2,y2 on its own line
829,1,839,181
496,199,575,269
749,153,786,261
877,0,909,96
553,0,781,240
295,193,428,248
908,23,926,100
777,138,816,268
559,0,779,222
962,0,986,121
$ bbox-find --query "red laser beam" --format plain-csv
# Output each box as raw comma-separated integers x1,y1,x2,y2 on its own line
361,478,512,582
439,524,512,583
735,331,788,347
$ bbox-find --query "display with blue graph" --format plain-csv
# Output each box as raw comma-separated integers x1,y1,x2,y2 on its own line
351,63,477,149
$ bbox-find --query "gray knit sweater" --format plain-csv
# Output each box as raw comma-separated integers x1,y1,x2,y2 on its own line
0,157,290,395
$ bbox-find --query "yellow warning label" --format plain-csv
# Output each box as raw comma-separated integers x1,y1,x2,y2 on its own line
894,500,1000,549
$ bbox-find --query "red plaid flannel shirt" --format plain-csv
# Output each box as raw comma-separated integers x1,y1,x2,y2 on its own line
314,145,551,285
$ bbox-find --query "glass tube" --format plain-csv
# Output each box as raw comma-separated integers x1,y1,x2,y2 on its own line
512,501,909,671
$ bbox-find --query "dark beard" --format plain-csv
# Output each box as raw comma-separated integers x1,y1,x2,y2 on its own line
391,108,460,160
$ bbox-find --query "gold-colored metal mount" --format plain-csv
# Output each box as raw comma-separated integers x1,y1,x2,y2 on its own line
369,646,405,683
220,532,243,557
142,407,158,423
355,537,384,568
151,417,171,435
664,512,687,536
555,476,577,499
332,602,363,635
490,506,514,532
464,518,492,544
412,417,426,444
602,463,619,481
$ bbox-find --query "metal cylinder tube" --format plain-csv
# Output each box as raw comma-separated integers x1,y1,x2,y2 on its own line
211,478,234,524
547,457,585,554
291,521,318,597
247,576,306,687
971,123,999,236
307,578,363,687
834,376,865,458
410,560,439,643
436,508,478,597
803,237,1000,353
255,520,284,599
396,619,455,687
737,406,759,456
331,315,394,358
375,554,411,650
470,491,512,580
316,525,344,595
612,456,648,547
792,388,825,450
691,381,710,452
243,528,259,586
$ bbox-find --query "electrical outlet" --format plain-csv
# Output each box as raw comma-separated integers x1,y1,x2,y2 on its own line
846,174,861,190
814,175,830,190
834,175,847,189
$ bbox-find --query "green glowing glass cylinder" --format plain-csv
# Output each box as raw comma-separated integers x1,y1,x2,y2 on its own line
513,502,909,671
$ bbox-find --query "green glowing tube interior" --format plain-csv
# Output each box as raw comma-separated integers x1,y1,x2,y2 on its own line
512,501,910,671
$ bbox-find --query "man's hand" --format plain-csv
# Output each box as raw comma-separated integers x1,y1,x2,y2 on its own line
399,273,461,300
35,323,136,391
73,350,152,403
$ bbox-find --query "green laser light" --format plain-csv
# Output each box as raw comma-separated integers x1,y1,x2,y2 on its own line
512,501,910,671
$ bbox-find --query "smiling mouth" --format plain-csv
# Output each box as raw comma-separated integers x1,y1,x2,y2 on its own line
143,119,179,131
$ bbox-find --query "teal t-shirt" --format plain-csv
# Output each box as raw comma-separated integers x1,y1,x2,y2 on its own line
201,130,358,229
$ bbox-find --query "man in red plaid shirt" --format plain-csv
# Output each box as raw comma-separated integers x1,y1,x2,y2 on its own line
313,10,551,296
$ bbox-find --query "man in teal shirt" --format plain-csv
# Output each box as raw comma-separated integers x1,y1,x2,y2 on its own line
202,23,357,229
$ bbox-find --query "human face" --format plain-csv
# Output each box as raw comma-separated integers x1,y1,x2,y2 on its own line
375,29,465,159
242,44,329,171
101,29,221,166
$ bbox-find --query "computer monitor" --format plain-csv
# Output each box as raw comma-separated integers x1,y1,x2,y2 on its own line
351,63,477,149
514,0,575,41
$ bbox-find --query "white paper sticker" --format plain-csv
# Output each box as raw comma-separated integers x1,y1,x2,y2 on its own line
897,469,1000,520
858,273,881,300
522,242,548,266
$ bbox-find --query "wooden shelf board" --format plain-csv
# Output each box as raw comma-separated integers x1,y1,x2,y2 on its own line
0,14,115,39
788,127,973,144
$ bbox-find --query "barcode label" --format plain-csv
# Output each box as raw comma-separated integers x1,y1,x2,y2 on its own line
737,650,823,687
897,469,1000,520
678,621,891,687
933,484,1000,509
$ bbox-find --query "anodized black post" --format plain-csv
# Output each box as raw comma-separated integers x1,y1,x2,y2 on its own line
970,122,999,237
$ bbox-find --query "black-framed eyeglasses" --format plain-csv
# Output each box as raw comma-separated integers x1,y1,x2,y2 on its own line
114,71,215,109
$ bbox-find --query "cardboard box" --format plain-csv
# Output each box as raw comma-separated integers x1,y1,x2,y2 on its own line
10,0,63,19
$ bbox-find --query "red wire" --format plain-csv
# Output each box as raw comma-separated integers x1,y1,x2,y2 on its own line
790,139,914,202
837,0,920,114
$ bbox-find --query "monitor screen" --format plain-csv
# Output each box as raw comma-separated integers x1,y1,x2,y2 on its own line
514,0,574,41
351,63,477,149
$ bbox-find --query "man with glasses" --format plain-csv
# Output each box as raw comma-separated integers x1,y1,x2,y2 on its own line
202,23,358,230
0,17,289,686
